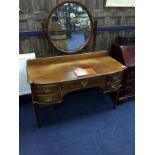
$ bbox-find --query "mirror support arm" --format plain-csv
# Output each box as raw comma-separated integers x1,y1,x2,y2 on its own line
42,23,49,56
92,20,97,52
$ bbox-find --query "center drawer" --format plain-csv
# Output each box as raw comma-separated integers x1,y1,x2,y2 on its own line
62,76,106,92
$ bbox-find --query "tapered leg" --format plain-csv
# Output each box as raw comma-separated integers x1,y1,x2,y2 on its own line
113,89,120,109
34,104,41,128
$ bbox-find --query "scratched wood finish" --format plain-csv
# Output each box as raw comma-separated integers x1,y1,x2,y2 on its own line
19,0,135,57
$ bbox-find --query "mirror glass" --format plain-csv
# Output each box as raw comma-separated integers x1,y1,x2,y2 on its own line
47,2,92,53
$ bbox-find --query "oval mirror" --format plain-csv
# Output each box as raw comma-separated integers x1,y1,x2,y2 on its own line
45,1,93,53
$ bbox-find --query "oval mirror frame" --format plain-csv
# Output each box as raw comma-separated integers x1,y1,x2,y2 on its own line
44,1,93,54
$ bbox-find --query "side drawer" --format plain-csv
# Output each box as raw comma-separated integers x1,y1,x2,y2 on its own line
106,82,121,90
106,72,123,91
34,94,60,104
107,72,123,83
31,84,59,94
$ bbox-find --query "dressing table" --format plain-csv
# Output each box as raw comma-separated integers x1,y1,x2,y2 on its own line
27,1,126,127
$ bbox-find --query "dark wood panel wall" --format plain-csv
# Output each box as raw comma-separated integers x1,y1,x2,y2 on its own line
19,0,135,57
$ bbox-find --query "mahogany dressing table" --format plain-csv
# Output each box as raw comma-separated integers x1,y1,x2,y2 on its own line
27,1,126,127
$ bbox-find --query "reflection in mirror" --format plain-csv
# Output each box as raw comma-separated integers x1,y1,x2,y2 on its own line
47,2,92,53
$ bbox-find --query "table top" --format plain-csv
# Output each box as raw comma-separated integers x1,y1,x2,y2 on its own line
27,51,126,84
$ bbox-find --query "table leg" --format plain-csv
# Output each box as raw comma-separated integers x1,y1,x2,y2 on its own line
34,104,41,128
113,88,120,109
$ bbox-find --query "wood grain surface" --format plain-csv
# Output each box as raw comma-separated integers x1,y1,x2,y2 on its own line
27,51,126,84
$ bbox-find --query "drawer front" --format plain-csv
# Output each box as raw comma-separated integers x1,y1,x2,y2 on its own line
106,72,123,91
106,82,121,90
35,94,60,104
107,72,123,83
31,84,59,94
62,77,106,93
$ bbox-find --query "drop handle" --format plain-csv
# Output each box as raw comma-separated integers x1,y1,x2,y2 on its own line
111,84,116,88
81,81,88,86
113,76,119,80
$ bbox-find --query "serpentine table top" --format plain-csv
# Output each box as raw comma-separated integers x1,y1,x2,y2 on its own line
27,51,126,84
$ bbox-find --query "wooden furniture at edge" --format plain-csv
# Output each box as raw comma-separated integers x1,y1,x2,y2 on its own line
27,51,126,127
110,43,135,100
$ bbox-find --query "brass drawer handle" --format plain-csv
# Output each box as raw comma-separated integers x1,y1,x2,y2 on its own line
36,94,59,103
81,81,88,87
113,76,119,80
45,99,52,102
42,88,51,92
111,84,117,88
